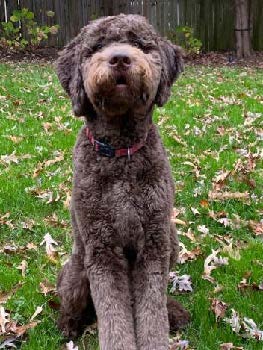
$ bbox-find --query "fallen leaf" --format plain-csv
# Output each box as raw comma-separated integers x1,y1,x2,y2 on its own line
6,135,24,144
33,151,64,178
169,338,190,350
16,260,27,277
66,340,79,350
197,225,209,235
203,249,229,283
238,278,263,292
210,298,228,321
0,337,17,348
0,306,10,334
26,242,37,251
21,218,35,230
178,243,201,264
44,213,68,228
224,309,241,334
169,272,193,293
30,306,43,322
213,170,231,184
40,233,58,257
208,191,250,201
14,321,39,337
0,212,14,229
190,207,200,216
173,218,187,226
243,317,263,340
39,280,56,296
200,199,209,208
220,343,243,350
0,283,23,304
0,152,19,165
249,220,263,238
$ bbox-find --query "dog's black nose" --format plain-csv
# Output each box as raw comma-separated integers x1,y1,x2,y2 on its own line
109,54,131,69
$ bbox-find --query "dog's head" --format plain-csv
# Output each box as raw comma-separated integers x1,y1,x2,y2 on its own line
57,14,183,117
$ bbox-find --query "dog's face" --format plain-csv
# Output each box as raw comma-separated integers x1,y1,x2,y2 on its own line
57,14,183,118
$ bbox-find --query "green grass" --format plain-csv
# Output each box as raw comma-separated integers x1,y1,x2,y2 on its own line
0,62,262,350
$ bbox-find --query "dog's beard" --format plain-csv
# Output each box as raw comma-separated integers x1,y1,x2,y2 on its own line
85,71,149,116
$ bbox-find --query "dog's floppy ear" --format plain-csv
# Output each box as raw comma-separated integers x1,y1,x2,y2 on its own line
56,35,95,117
155,39,183,107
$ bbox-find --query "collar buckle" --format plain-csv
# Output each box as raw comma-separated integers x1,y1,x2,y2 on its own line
95,140,115,158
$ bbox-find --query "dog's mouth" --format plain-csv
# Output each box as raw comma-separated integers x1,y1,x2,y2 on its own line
115,74,128,90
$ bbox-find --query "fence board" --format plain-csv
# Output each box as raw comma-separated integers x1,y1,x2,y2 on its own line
0,0,262,51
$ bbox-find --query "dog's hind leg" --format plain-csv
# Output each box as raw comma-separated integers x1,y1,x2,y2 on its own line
57,211,96,339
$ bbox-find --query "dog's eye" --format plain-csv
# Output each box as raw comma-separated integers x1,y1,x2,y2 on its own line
133,40,154,53
92,43,103,52
133,40,144,50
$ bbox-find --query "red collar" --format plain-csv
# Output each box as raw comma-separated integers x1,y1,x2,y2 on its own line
85,126,145,158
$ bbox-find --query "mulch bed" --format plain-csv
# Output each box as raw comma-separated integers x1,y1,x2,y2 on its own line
1,47,262,68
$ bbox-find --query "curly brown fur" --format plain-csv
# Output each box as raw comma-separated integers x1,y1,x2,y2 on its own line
56,14,189,350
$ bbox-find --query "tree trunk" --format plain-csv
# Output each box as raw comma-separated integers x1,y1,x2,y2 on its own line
234,0,252,58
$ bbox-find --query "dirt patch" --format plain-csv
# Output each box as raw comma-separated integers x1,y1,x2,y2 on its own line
185,51,263,68
0,47,262,68
0,47,59,64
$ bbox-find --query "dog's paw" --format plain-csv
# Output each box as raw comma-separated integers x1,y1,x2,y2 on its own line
167,296,191,332
57,315,84,339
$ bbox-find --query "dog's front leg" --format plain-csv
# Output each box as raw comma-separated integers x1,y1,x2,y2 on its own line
86,247,137,350
132,226,170,350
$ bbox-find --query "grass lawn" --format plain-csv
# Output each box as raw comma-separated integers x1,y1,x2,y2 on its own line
0,62,262,350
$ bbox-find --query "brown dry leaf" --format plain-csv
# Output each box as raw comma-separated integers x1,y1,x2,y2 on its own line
63,191,72,209
42,122,53,133
220,343,243,350
210,298,228,321
44,213,69,228
17,260,27,277
178,243,202,264
0,153,31,167
222,242,241,260
178,229,196,242
173,218,187,226
208,191,250,201
0,282,23,304
249,220,263,238
213,284,224,293
0,212,14,229
238,278,263,291
21,218,35,230
27,242,37,250
44,151,64,167
14,321,39,337
199,199,209,208
6,135,24,144
0,152,19,165
33,151,64,178
213,170,231,184
203,249,229,283
39,280,56,296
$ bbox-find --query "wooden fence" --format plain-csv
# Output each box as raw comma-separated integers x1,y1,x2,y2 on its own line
0,0,262,51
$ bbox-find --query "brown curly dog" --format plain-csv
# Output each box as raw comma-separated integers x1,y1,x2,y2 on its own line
56,14,190,350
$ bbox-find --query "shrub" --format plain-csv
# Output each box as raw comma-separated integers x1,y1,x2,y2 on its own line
0,8,59,50
168,26,202,55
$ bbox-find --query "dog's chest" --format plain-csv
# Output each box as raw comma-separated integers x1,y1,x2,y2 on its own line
76,168,152,246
